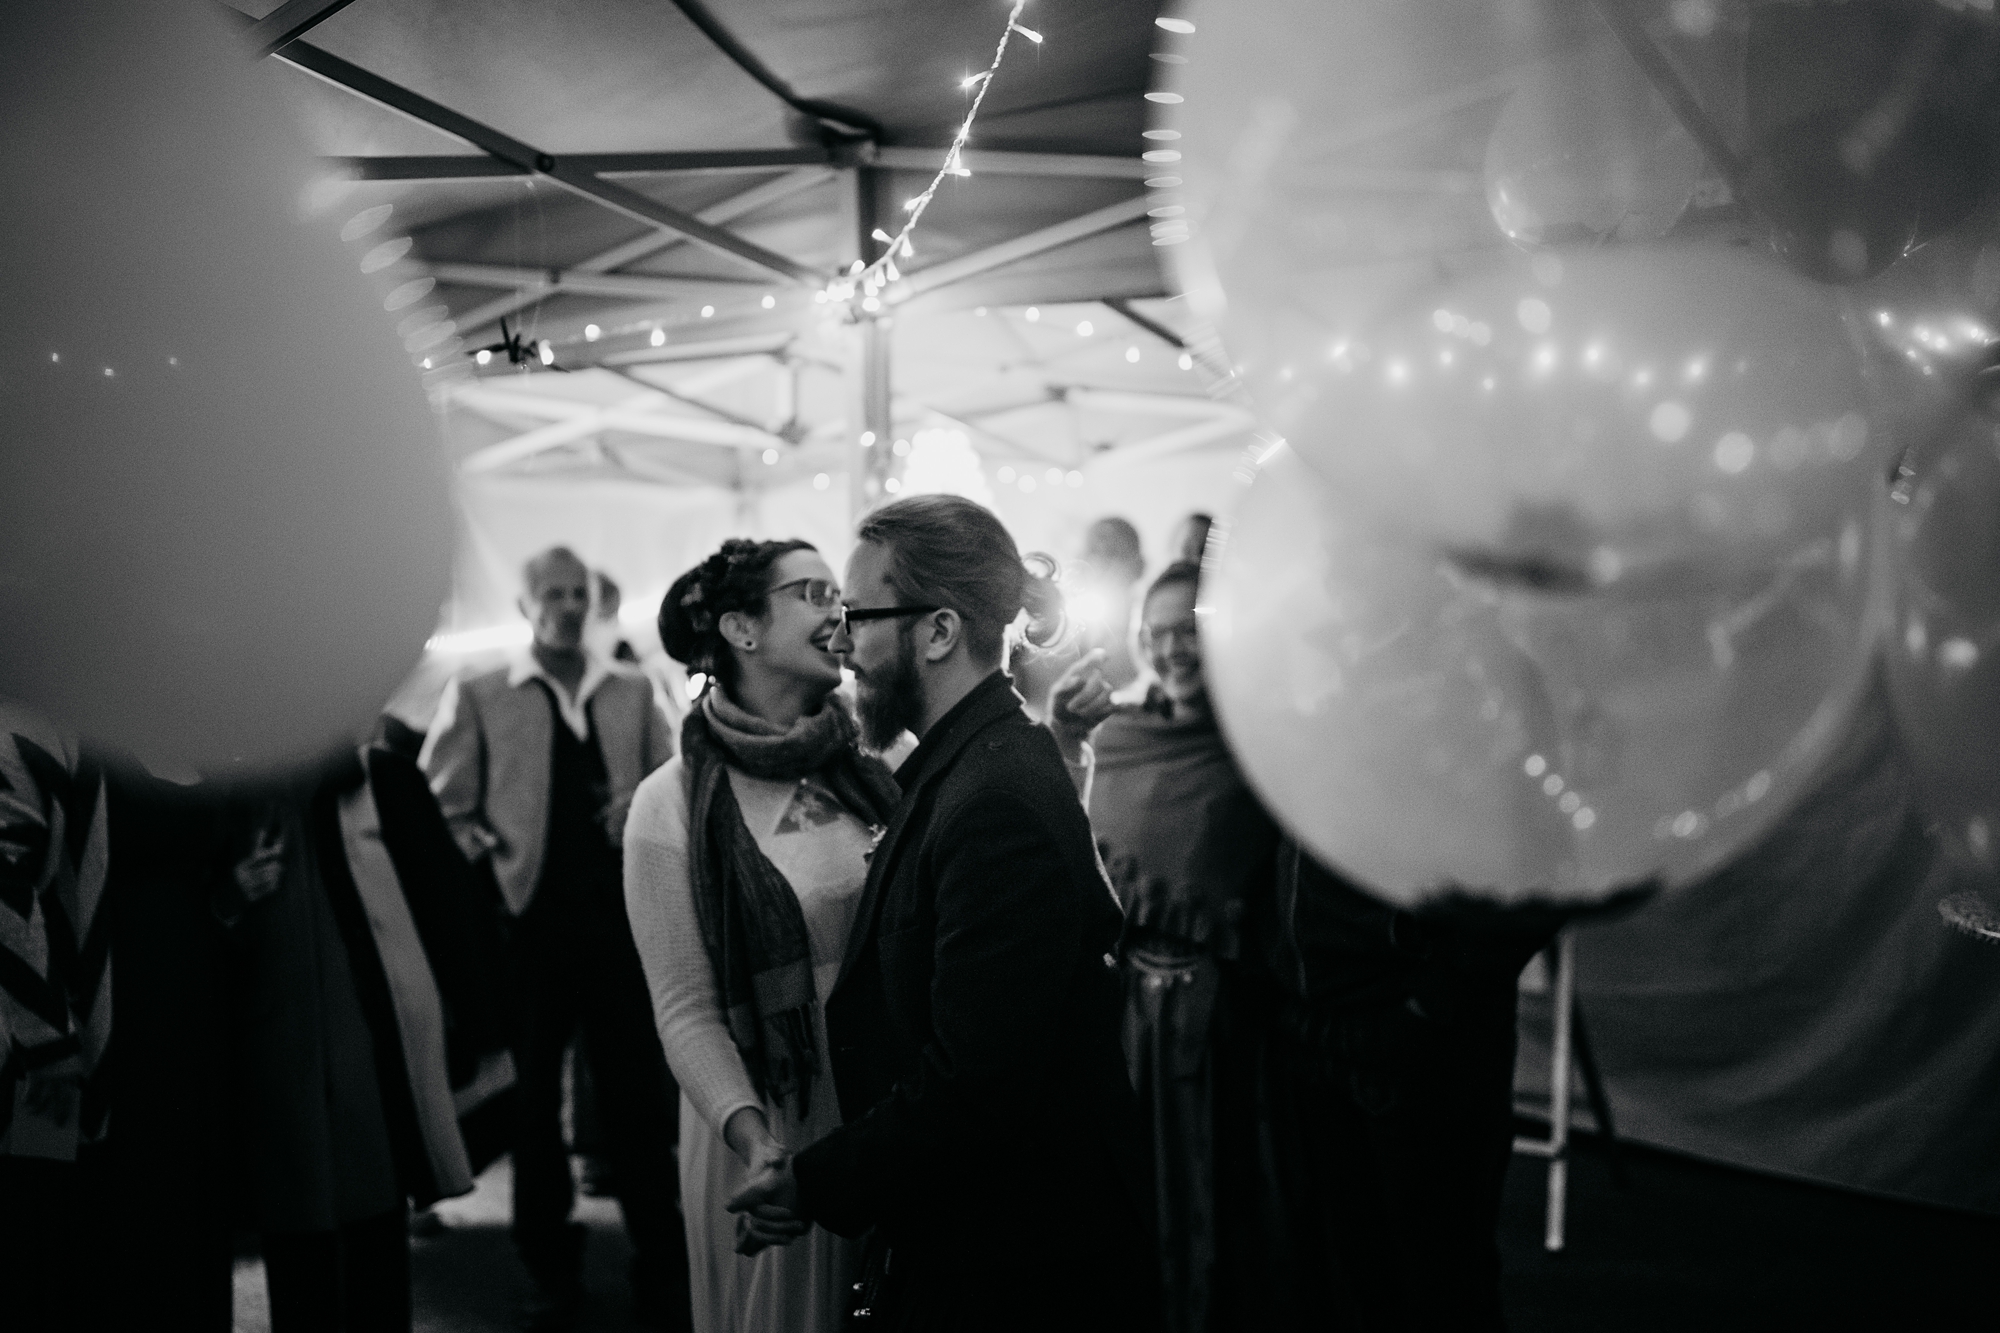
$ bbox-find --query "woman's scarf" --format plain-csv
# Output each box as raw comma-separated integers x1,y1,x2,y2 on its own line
680,687,902,1117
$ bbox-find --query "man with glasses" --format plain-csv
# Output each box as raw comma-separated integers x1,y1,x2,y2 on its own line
723,495,1153,1332
421,546,690,1332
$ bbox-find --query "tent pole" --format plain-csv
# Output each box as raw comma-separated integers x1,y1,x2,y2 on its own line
843,166,895,523
848,319,894,522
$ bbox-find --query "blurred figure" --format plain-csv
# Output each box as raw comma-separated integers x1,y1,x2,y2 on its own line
1051,561,1553,1333
1078,516,1147,689
217,747,478,1333
0,700,112,1332
588,569,642,666
1170,512,1214,568
1013,516,1146,722
625,537,897,1332
421,546,689,1331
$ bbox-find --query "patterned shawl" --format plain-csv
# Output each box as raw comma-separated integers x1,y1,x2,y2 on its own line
680,688,901,1116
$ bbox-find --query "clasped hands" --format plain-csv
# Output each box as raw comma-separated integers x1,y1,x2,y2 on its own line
725,1138,809,1257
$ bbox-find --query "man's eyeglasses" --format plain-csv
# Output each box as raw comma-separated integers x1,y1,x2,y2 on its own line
836,602,941,638
766,577,842,611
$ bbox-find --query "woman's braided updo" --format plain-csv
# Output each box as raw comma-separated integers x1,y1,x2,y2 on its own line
658,537,815,693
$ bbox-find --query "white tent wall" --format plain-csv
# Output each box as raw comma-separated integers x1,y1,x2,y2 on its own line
387,436,1248,730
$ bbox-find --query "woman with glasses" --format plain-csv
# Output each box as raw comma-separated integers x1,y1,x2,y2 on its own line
622,538,902,1333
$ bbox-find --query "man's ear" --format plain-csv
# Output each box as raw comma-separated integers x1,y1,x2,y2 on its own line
517,593,534,621
921,608,962,663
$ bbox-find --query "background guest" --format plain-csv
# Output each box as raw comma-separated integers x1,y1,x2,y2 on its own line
420,546,689,1331
1169,513,1214,568
1049,563,1295,1331
217,746,477,1333
1052,559,1554,1332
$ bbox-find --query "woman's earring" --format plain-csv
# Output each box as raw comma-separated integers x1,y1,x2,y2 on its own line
741,640,757,652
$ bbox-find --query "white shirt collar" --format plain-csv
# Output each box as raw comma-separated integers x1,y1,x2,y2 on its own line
508,648,615,740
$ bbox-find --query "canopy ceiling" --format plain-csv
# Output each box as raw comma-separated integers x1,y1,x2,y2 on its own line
242,0,1185,371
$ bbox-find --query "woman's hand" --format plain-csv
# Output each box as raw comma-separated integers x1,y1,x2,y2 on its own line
721,1106,809,1255
728,1152,807,1255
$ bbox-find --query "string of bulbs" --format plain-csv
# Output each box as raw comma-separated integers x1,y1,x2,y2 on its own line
821,0,1042,313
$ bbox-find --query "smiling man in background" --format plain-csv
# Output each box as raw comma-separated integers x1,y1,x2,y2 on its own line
421,546,689,1332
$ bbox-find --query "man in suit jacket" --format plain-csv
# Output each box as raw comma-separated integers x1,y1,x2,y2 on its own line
420,547,688,1332
726,497,1154,1332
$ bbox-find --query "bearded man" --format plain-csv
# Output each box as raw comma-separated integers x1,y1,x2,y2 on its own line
724,494,1154,1333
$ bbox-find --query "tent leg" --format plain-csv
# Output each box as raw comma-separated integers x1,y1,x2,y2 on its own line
1545,930,1576,1253
843,164,894,520
847,316,893,518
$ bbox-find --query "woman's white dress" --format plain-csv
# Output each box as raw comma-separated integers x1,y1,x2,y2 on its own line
624,758,876,1333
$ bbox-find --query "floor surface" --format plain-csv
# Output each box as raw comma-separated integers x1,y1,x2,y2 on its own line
228,1134,2000,1331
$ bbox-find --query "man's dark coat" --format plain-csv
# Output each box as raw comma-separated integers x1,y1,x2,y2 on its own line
793,672,1154,1332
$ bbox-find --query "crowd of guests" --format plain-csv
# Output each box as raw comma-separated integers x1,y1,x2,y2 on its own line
1,490,1558,1333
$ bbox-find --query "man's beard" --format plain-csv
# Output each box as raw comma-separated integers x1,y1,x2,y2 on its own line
855,623,923,751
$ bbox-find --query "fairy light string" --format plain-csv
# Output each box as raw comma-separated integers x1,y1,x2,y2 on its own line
827,0,1040,310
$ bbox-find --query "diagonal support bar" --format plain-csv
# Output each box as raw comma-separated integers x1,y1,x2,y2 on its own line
426,263,707,302
1103,298,1188,351
324,148,834,181
246,0,359,56
271,39,819,283
890,195,1155,300
452,168,832,336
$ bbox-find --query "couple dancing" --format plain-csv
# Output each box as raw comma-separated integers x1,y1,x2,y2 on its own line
622,494,1154,1333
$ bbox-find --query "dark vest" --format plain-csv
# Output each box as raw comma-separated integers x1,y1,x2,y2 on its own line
533,684,620,906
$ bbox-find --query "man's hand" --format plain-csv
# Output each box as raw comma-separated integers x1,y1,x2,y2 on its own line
1047,649,1120,760
726,1151,807,1256
600,791,634,847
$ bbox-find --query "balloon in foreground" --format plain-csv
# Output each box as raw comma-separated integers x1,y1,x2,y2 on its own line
1274,245,1893,569
1203,443,1879,907
0,1,451,771
1484,45,1702,248
1884,401,2000,876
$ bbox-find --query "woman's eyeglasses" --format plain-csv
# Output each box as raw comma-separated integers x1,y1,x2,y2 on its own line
836,602,941,637
766,577,842,611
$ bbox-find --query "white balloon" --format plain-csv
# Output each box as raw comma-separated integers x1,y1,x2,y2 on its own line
0,0,452,771
1204,443,1881,907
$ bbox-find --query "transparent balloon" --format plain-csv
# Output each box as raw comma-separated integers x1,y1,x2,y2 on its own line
0,1,453,772
1272,245,1894,572
1884,399,2000,875
1485,45,1702,247
1204,444,1881,907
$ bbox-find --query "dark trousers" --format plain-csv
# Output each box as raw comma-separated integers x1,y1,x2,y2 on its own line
263,1204,411,1333
507,877,688,1306
1289,985,1520,1333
